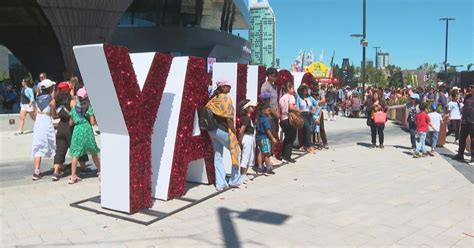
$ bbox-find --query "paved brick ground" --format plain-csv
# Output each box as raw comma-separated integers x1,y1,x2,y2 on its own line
1,117,473,247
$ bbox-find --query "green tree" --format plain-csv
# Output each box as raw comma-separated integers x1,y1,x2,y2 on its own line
386,65,403,88
366,66,388,87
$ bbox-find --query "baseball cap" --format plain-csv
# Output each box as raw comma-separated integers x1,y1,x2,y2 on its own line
57,82,70,92
39,79,56,89
242,101,257,110
77,87,88,99
410,93,420,100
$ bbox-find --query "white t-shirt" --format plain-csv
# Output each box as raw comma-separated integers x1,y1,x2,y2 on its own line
447,101,462,120
428,112,442,132
279,94,296,120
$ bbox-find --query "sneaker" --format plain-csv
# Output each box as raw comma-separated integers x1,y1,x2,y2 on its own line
32,172,43,180
216,185,229,192
14,131,24,135
241,175,250,184
270,156,281,165
255,167,266,175
265,168,276,175
428,151,435,157
282,157,296,163
370,144,376,149
323,144,329,150
379,145,384,149
413,152,421,158
51,173,60,181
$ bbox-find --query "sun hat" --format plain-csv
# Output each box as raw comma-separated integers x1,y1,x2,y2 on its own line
39,79,56,89
77,87,88,99
242,101,257,110
406,85,412,89
216,78,231,87
410,93,420,100
57,82,70,92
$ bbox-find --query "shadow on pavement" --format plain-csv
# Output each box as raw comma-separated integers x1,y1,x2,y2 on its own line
218,208,290,248
356,142,373,148
393,145,412,150
437,147,474,184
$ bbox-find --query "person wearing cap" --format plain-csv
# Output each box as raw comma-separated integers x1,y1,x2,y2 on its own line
237,99,257,183
31,79,57,180
16,78,36,135
51,82,89,181
206,79,242,190
436,84,448,110
406,93,420,150
68,87,101,184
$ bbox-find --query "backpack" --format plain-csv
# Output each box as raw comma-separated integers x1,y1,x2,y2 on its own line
198,107,218,131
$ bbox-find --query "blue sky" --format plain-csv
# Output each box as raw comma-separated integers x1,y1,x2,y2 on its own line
242,0,473,70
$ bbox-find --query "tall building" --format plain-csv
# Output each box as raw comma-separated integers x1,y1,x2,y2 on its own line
377,51,390,69
249,0,276,68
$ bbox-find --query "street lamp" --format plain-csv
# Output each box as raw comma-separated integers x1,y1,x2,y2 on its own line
440,17,455,83
349,0,367,98
373,46,381,69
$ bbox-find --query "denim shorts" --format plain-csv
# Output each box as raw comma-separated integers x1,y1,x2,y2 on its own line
257,138,271,154
327,103,335,112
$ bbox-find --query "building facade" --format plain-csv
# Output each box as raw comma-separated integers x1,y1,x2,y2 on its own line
0,0,250,80
377,51,390,69
249,0,276,68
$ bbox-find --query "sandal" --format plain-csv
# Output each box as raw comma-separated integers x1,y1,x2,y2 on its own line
68,176,82,184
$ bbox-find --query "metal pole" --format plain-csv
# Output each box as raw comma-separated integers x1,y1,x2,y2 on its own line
362,0,366,97
444,20,449,81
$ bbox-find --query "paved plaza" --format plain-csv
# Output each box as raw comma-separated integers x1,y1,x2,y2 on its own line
1,116,473,247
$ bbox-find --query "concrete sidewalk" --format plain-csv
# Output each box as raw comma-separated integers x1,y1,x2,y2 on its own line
1,117,473,247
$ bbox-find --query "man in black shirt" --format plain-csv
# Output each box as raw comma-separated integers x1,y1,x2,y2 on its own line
453,84,474,163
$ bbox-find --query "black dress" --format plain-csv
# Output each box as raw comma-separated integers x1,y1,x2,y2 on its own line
54,108,88,164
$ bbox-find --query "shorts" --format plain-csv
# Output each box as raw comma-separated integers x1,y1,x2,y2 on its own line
326,103,335,112
20,104,34,112
257,137,271,154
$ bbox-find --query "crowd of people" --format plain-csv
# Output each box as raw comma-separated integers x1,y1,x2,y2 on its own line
204,68,473,191
14,73,101,184
7,68,473,191
205,68,341,191
361,82,473,161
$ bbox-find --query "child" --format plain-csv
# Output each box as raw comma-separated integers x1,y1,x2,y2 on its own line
256,104,278,175
414,103,438,158
238,100,257,184
68,87,101,184
427,103,443,156
312,99,323,148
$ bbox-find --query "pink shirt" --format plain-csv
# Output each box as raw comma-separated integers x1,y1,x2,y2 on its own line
279,93,296,120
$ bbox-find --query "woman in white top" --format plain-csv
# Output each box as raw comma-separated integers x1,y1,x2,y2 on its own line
31,79,56,180
447,92,462,143
279,82,298,163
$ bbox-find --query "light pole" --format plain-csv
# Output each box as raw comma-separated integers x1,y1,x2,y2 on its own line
440,17,455,83
373,46,381,69
350,0,368,98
